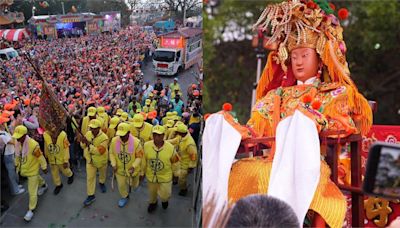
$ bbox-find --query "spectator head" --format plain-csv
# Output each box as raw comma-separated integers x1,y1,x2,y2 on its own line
226,195,299,228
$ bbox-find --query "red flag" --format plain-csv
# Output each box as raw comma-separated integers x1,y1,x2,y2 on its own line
38,83,67,136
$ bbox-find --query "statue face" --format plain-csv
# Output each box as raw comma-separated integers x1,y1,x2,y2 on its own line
290,48,320,82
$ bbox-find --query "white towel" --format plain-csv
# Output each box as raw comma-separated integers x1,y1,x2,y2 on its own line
268,110,321,224
202,113,242,227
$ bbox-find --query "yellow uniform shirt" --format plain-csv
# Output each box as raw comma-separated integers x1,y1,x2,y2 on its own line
107,127,117,141
43,131,70,165
144,141,179,183
169,83,181,93
130,122,153,146
98,113,109,132
81,116,91,136
81,131,109,168
15,137,47,177
109,135,143,177
143,105,156,113
177,133,197,170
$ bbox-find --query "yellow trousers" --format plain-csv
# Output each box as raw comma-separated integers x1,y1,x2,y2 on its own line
172,161,180,177
147,182,172,204
178,169,188,190
140,159,146,176
50,164,73,186
116,174,139,198
86,163,107,195
28,175,45,210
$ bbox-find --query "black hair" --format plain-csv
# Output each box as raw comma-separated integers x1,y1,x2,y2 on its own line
226,195,299,228
13,109,21,118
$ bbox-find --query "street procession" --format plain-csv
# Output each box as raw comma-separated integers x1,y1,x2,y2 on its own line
1,0,202,226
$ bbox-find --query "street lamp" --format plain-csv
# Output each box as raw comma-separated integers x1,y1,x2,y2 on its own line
32,6,36,16
250,28,267,109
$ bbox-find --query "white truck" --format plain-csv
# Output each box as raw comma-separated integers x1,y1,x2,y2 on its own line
153,27,202,76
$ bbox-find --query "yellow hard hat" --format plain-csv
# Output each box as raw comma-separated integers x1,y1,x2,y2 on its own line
116,109,123,116
166,112,173,117
166,120,174,128
172,111,178,116
176,124,188,134
120,112,129,121
109,116,120,129
152,125,165,135
12,125,28,139
88,119,102,129
87,107,97,117
133,114,144,128
116,123,130,136
97,106,105,114
145,99,151,105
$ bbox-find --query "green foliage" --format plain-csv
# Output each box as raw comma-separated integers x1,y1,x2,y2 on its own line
315,0,334,14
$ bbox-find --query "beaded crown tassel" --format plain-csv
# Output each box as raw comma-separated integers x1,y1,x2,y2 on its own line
254,0,372,135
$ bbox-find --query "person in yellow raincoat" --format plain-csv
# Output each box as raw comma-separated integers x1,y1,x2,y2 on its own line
97,106,109,133
80,119,109,206
13,125,48,222
107,116,120,140
143,99,156,113
120,112,129,122
43,129,74,195
164,120,175,140
162,112,173,126
144,125,180,213
81,107,97,136
130,114,153,176
175,124,197,196
109,123,143,207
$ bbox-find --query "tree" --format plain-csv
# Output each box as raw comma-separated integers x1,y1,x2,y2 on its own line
204,0,400,125
163,0,202,20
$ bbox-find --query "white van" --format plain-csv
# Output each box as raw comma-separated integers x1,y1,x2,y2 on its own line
0,48,19,60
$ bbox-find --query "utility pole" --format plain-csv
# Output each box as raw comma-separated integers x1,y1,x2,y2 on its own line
183,0,186,27
61,1,65,14
251,29,266,109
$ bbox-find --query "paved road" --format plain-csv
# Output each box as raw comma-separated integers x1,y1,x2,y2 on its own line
1,165,196,227
141,60,200,103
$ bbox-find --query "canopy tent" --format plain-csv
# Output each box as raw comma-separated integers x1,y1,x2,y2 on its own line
0,28,29,41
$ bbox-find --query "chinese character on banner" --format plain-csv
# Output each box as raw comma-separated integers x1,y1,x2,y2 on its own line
162,37,182,48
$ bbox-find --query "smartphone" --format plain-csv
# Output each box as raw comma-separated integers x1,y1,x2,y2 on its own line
363,142,400,200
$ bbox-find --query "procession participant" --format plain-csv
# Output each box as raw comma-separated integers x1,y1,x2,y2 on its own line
80,119,109,206
130,114,153,176
143,125,180,213
81,107,97,136
97,106,109,133
13,125,48,222
175,124,197,196
43,129,74,195
164,120,175,140
169,78,181,93
109,123,143,207
0,118,25,196
107,116,120,140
